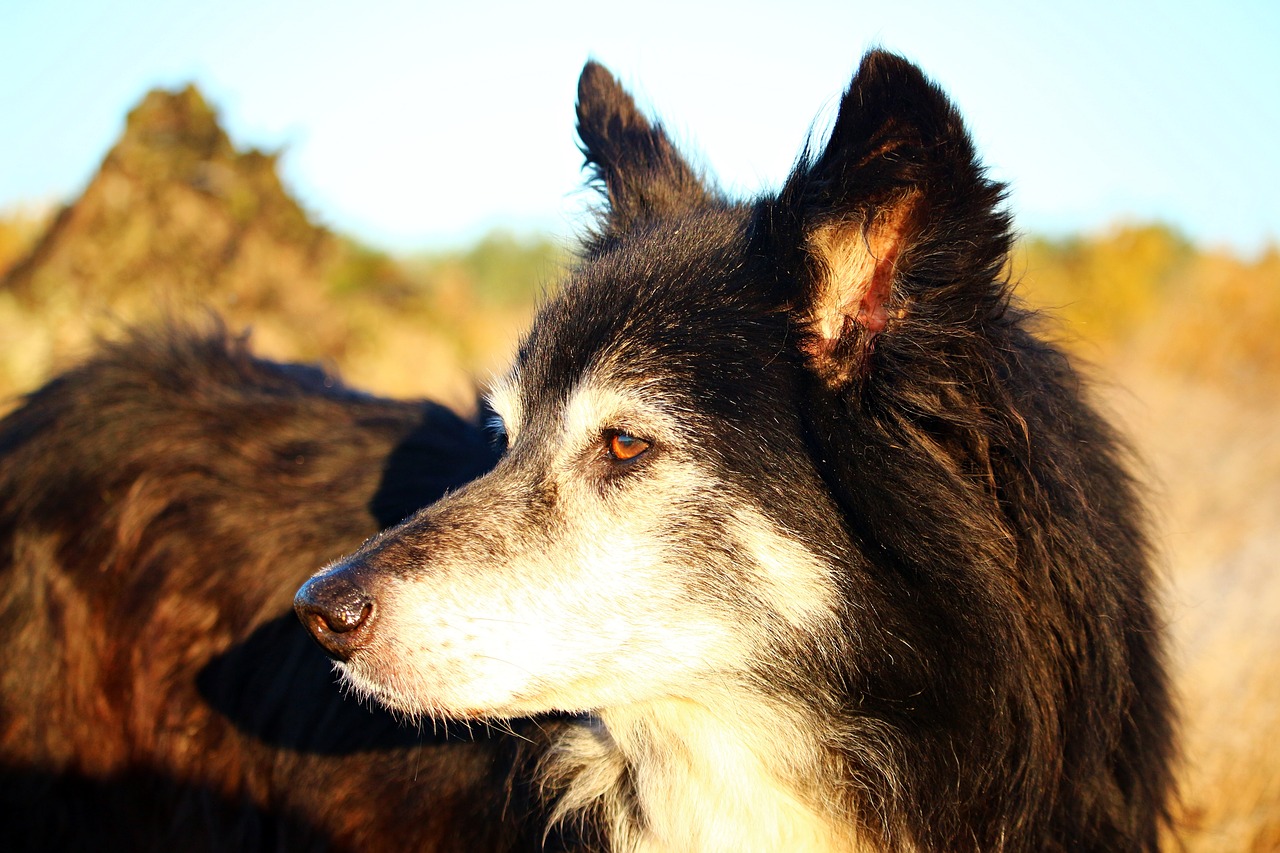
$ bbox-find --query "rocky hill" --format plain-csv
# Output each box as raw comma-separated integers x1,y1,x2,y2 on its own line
0,86,543,406
4,86,336,304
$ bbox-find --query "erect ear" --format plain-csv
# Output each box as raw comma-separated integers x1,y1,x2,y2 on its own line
769,51,1011,389
576,61,713,244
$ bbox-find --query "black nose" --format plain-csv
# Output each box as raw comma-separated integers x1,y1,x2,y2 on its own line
294,569,376,661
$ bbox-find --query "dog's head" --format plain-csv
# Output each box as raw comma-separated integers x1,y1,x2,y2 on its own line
295,51,1011,722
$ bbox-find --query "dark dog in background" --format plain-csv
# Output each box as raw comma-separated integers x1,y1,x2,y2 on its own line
0,327,553,851
298,51,1175,851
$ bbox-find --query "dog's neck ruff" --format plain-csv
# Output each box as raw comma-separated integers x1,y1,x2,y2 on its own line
541,697,869,853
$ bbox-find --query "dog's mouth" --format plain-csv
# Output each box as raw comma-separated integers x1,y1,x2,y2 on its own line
334,658,463,720
331,637,549,722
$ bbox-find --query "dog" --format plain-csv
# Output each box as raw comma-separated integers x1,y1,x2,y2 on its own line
296,51,1176,852
0,327,563,851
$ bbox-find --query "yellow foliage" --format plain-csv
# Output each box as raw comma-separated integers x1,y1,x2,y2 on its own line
0,207,51,279
1013,223,1279,393
1012,222,1195,348
1149,246,1280,387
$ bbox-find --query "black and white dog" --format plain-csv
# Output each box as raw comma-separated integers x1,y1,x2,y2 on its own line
298,51,1175,851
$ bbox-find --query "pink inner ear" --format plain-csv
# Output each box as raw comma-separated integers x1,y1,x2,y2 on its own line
856,237,900,336
852,194,919,338
803,195,918,384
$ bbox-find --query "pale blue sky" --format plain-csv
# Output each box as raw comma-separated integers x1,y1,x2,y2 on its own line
2,1,1277,253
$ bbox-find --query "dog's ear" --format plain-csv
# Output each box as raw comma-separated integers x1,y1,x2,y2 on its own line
577,61,711,242
769,51,1011,388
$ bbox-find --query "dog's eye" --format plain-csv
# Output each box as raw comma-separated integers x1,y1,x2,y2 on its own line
606,430,651,462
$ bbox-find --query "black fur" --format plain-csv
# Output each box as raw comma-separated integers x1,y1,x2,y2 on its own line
567,51,1175,850
565,50,1177,850
575,61,718,249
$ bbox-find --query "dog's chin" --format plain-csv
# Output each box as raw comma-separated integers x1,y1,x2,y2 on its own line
334,659,546,722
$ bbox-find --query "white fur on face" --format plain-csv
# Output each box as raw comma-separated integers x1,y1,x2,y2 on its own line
339,371,838,720
725,507,839,627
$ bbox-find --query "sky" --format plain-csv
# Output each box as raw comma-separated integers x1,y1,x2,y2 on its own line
2,0,1277,254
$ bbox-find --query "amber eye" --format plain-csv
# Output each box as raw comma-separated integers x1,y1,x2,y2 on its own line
606,431,651,462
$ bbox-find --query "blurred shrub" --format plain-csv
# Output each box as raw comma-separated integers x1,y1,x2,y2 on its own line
398,231,565,311
1012,223,1196,348
326,238,414,300
1148,246,1280,388
1013,223,1280,393
0,208,50,279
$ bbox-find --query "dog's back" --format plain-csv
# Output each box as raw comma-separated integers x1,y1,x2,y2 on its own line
0,326,553,851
